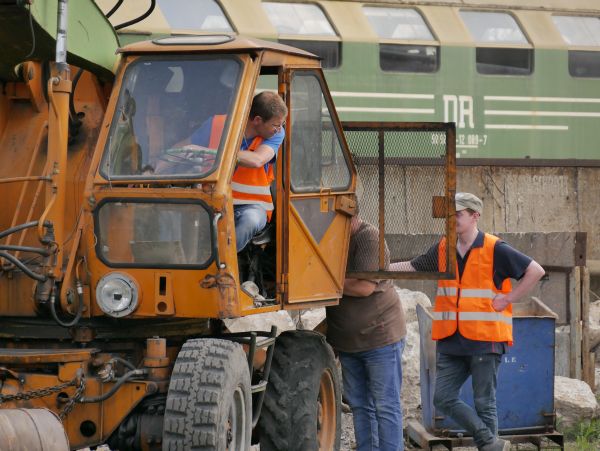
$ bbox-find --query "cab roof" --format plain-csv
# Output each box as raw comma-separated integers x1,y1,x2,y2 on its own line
118,35,319,61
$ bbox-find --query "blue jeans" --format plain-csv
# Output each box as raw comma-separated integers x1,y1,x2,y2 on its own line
234,204,267,252
433,353,502,449
339,340,405,451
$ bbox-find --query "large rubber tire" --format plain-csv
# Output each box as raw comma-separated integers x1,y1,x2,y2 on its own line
259,330,342,451
163,338,251,451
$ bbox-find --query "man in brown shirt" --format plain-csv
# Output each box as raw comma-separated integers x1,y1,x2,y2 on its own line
327,215,406,451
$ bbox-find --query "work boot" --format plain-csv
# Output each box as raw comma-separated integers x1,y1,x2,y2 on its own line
480,438,511,451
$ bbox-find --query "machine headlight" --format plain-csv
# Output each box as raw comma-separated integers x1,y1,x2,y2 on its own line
95,273,139,317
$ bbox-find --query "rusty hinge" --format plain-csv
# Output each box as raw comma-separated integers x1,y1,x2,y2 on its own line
277,273,288,295
432,195,447,218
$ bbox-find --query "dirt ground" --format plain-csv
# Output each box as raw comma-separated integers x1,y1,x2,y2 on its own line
339,413,562,450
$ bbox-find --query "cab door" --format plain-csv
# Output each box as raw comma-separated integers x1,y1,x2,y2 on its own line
281,70,356,305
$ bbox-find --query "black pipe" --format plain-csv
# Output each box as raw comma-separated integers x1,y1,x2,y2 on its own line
0,251,46,281
0,245,49,256
114,0,156,31
0,221,39,240
49,281,84,328
79,369,148,403
106,0,124,18
69,68,84,123
112,356,137,371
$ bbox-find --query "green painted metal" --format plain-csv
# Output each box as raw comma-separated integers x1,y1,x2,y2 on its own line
116,31,599,161
0,0,118,82
323,44,600,160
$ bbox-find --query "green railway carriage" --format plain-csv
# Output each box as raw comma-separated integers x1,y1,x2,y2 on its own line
99,0,600,162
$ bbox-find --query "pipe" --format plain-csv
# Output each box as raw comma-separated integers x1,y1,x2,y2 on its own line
114,0,156,30
79,369,148,403
106,0,124,18
49,281,83,327
111,356,137,371
0,245,49,256
0,221,40,240
55,0,69,77
69,68,83,124
0,252,46,282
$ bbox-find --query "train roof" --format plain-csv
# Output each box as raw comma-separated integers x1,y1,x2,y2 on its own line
332,0,599,12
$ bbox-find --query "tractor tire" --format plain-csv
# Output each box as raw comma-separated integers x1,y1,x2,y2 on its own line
163,338,251,451
259,330,342,451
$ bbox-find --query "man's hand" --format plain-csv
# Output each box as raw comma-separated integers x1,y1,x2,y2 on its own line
492,293,511,312
343,278,377,297
182,144,209,151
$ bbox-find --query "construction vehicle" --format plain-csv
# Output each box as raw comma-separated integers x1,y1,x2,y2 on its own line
0,1,357,449
0,1,454,450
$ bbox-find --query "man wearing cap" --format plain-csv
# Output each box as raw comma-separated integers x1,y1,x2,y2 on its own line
391,192,545,451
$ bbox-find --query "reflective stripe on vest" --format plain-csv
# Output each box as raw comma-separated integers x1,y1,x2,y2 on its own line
208,116,277,221
432,233,513,344
460,288,495,299
431,311,457,321
437,287,457,296
231,182,271,196
459,311,513,325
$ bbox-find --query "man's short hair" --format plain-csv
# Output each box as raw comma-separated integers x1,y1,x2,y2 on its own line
250,91,288,121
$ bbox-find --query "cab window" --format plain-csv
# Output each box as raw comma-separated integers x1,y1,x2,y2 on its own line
460,10,533,75
553,15,600,78
363,6,439,73
101,56,241,180
262,2,341,69
290,72,351,192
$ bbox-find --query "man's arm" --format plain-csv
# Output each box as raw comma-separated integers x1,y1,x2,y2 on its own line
492,260,545,311
237,145,275,168
343,278,378,297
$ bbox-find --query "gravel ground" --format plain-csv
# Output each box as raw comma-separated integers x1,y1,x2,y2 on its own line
341,411,357,450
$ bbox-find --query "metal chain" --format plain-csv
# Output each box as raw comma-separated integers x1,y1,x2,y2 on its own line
0,370,85,420
59,375,85,420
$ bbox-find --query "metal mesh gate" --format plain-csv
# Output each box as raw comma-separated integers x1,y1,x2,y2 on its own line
342,122,456,280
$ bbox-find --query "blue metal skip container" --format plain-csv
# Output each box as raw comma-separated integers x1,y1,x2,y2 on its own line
416,298,557,435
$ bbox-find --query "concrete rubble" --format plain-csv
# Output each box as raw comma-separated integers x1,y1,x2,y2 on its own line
231,287,600,448
554,376,599,428
588,299,600,360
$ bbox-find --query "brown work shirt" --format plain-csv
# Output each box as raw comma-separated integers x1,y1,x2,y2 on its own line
326,220,406,353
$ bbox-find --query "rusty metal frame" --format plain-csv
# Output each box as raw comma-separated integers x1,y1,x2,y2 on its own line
342,122,456,280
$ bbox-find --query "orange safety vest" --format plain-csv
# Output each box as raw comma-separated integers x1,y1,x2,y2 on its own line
209,115,276,222
433,233,513,344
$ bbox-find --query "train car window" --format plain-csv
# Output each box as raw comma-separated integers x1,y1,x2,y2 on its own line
363,7,434,40
553,16,600,78
279,39,340,69
263,2,341,69
363,6,438,73
552,16,600,46
460,11,532,75
156,0,232,32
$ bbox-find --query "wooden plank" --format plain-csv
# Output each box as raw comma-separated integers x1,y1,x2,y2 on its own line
568,267,582,380
588,353,596,392
581,266,592,387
